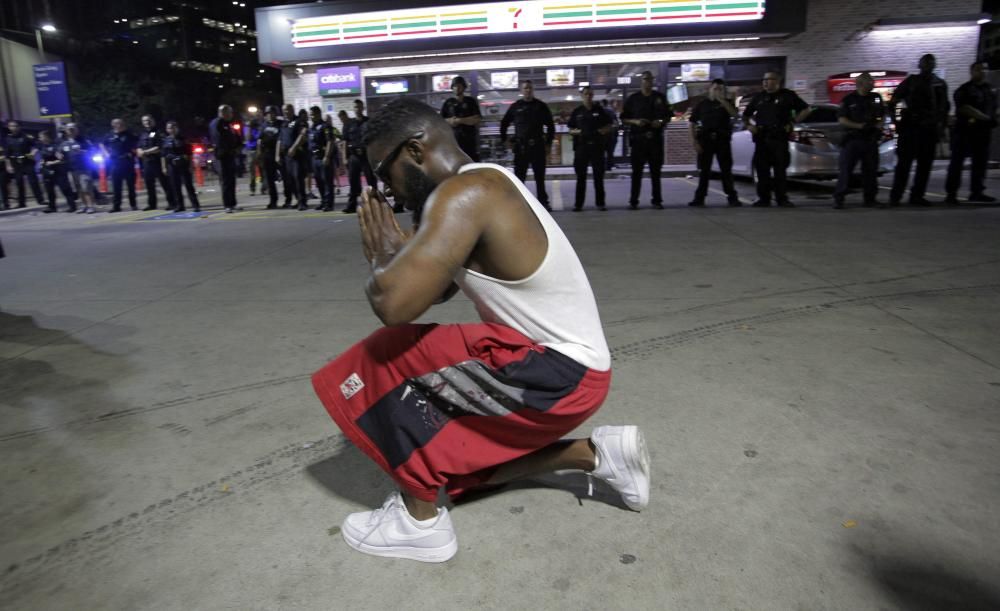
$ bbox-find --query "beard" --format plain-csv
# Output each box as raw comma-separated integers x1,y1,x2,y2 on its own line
399,163,440,227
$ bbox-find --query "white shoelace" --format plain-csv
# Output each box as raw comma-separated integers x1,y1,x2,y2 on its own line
365,493,402,528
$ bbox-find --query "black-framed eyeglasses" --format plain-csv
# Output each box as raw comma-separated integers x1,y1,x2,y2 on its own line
373,131,424,186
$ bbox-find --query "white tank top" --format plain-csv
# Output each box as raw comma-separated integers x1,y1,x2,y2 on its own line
453,163,611,371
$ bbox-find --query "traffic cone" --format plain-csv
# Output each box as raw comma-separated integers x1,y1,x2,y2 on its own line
194,159,204,186
99,165,108,193
135,164,145,191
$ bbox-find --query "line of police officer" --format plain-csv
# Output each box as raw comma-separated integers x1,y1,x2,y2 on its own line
5,57,995,215
457,59,997,212
0,99,383,215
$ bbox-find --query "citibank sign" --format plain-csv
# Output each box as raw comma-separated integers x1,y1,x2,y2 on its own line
317,65,361,95
291,0,767,48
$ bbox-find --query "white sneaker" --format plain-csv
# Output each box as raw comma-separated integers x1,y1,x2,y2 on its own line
588,425,650,511
341,491,458,563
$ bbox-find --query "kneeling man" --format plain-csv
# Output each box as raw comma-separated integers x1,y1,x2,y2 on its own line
312,98,649,563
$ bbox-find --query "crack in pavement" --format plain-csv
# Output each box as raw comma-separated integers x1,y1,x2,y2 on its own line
2,282,999,602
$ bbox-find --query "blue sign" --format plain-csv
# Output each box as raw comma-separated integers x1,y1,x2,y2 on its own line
33,62,72,118
317,66,361,96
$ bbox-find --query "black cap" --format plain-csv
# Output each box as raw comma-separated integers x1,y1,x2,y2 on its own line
264,105,280,115
451,76,468,89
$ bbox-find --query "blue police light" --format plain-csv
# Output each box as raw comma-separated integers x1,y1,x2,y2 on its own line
91,154,105,164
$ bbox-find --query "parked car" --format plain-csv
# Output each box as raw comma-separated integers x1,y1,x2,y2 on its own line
730,104,896,180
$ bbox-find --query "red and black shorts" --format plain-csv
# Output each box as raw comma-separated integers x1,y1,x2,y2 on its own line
312,323,611,502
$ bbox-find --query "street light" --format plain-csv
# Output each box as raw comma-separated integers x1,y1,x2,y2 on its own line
247,105,258,114
35,23,56,60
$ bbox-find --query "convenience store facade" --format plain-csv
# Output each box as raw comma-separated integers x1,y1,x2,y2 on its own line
256,0,982,165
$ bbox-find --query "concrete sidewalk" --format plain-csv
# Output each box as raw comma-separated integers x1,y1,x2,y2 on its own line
1,170,999,609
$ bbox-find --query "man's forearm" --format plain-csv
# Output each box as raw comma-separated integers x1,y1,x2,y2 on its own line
960,104,991,121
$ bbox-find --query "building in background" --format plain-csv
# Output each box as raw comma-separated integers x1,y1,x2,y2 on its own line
256,0,986,166
0,0,282,130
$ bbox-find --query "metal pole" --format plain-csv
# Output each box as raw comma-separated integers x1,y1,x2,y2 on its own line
35,28,44,61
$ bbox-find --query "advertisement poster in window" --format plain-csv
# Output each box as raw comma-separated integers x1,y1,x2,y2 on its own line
491,71,519,90
681,63,711,82
432,74,460,92
546,68,575,87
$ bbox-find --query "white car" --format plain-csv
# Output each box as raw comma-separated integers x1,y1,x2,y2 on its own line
730,104,897,180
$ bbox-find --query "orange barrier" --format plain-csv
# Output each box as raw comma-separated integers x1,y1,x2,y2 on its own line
194,159,204,186
99,165,108,193
135,165,145,191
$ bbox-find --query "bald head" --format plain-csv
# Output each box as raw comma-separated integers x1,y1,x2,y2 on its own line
218,105,233,120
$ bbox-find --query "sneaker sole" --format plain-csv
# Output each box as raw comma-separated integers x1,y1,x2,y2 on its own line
620,426,651,511
341,529,458,563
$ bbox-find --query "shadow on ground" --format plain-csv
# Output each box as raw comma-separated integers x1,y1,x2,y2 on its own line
871,558,1000,611
305,441,628,511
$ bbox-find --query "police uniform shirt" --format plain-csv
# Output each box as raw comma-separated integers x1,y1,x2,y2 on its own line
500,98,555,144
210,118,241,158
891,73,949,128
690,99,735,136
137,129,164,159
161,134,188,163
308,120,333,158
259,119,282,154
59,136,92,172
621,91,672,140
343,118,366,152
279,118,307,156
4,132,37,161
245,125,261,151
103,131,138,160
441,95,482,143
954,80,997,131
39,142,61,165
568,104,612,147
838,91,885,139
742,88,809,131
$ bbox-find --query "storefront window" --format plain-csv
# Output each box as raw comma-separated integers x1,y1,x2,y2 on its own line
356,56,785,165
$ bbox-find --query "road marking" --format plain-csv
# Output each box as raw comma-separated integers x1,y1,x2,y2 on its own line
878,185,948,199
551,180,564,210
675,176,729,199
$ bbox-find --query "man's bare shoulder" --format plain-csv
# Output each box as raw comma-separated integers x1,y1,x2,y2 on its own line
423,167,522,221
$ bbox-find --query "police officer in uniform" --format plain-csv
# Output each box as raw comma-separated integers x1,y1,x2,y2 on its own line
742,71,812,207
308,105,336,212
162,120,201,212
259,106,283,209
568,86,612,211
100,118,139,212
500,80,555,210
601,99,619,171
4,120,45,209
833,73,885,209
210,104,243,213
245,118,262,196
278,104,308,210
621,71,672,209
343,101,379,213
888,54,950,206
440,75,482,161
137,115,176,211
688,78,741,207
60,123,97,214
38,130,76,213
946,61,997,205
